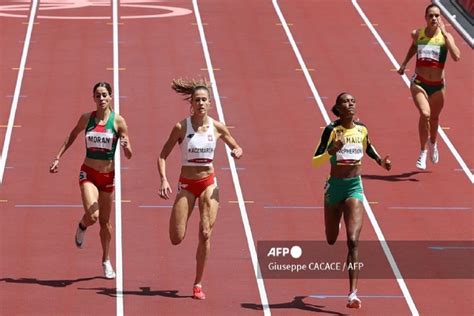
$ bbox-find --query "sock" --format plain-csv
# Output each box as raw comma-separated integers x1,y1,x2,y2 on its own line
79,222,87,231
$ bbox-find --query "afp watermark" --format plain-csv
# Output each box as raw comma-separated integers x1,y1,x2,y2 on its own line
257,240,474,279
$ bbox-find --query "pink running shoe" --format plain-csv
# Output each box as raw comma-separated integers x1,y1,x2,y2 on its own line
347,290,362,309
192,285,206,300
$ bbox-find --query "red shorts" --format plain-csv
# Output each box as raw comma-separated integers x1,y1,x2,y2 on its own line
178,174,217,197
79,164,115,193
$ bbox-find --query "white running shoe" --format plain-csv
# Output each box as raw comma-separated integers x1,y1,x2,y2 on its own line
428,141,439,164
102,260,116,279
416,150,427,170
75,224,86,248
347,289,362,309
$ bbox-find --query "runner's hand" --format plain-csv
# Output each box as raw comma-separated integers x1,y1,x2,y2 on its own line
329,130,345,154
49,159,59,173
120,136,129,148
438,16,447,36
381,155,392,171
231,147,243,159
159,180,172,200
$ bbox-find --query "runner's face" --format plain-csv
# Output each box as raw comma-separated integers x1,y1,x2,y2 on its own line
337,94,356,118
93,87,112,110
191,89,210,115
426,8,441,28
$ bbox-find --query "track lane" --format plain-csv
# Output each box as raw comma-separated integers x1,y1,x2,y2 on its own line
277,0,473,314
117,1,263,314
197,0,411,314
0,5,31,158
0,5,120,315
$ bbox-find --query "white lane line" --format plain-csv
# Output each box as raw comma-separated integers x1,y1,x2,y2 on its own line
352,0,473,184
272,1,419,315
389,206,471,210
0,0,39,184
263,206,324,209
310,294,404,299
112,0,124,314
192,1,270,315
429,246,474,250
15,204,83,208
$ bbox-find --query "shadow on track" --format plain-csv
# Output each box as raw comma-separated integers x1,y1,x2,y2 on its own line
362,171,431,182
78,286,192,299
241,295,348,315
0,276,106,287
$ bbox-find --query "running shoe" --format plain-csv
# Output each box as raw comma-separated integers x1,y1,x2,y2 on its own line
347,289,362,309
428,141,439,164
102,260,116,279
75,223,86,248
192,284,206,300
416,150,427,170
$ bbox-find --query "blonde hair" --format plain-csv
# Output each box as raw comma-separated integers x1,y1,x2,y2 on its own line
171,78,211,101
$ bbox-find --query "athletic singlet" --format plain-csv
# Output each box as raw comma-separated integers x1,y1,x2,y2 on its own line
85,111,118,160
180,117,217,166
312,120,380,167
416,28,447,69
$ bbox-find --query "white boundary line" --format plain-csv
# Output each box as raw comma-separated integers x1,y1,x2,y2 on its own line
352,0,473,184
272,1,419,315
433,0,474,47
192,1,271,315
0,0,39,184
112,0,124,315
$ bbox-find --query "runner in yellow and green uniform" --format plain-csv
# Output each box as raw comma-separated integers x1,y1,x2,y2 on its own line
312,92,391,309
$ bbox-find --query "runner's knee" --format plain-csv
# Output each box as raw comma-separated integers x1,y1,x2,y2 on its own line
420,110,430,122
170,231,185,245
99,219,111,228
199,227,212,241
347,236,359,250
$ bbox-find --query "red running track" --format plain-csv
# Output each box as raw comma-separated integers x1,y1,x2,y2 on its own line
0,1,118,315
1,0,472,315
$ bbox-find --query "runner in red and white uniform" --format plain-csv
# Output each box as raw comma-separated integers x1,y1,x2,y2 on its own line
49,82,132,279
158,78,243,300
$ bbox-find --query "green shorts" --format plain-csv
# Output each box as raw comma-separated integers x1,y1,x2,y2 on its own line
324,176,364,206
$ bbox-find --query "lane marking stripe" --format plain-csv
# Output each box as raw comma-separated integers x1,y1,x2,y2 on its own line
193,1,271,314
264,205,323,209
389,206,471,210
15,204,83,208
0,0,39,184
310,294,404,299
112,0,124,315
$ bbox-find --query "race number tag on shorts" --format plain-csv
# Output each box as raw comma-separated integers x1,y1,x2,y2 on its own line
418,44,440,61
79,170,87,181
86,131,114,150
